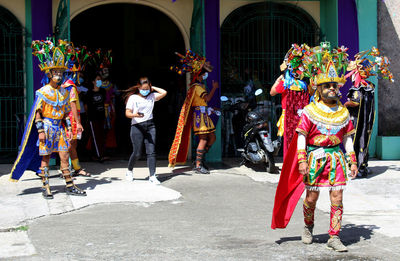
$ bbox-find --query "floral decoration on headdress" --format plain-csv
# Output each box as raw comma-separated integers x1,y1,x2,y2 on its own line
71,46,91,73
88,48,113,70
345,47,394,88
280,43,312,79
31,37,75,73
305,42,350,87
170,49,213,78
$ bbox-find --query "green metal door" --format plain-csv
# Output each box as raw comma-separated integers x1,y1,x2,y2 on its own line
55,0,71,41
0,7,25,162
221,2,319,155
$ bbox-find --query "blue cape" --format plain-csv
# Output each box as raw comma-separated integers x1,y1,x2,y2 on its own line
10,96,42,181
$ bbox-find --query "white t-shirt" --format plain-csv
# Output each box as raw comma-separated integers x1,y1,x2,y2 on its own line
126,93,156,125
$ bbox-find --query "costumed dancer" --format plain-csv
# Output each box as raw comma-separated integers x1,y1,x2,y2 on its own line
169,50,219,174
344,48,394,178
93,49,117,151
271,42,357,252
10,38,86,198
64,46,91,176
270,44,311,158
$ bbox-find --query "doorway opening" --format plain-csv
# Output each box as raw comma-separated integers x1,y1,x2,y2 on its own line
0,6,24,163
71,3,186,159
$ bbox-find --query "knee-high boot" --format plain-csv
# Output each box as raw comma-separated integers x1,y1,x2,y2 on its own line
60,167,87,196
39,166,53,199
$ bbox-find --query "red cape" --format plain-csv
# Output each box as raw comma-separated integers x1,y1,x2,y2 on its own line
271,132,305,229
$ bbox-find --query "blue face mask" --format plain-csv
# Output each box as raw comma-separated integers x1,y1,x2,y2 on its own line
139,89,150,96
95,80,102,88
202,72,208,81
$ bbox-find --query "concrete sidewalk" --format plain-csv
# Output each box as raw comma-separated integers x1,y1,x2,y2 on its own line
0,160,183,231
1,158,399,237
0,157,399,259
222,158,400,238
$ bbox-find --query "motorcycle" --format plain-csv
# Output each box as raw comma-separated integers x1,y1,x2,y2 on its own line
234,89,280,173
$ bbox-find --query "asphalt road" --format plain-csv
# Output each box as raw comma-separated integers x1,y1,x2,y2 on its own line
6,171,400,261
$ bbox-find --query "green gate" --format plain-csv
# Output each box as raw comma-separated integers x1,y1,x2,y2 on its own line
55,0,71,41
0,7,24,161
221,2,319,155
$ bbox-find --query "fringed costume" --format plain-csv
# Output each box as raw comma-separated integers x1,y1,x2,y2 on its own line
10,38,86,198
271,42,360,251
345,48,394,177
169,50,216,173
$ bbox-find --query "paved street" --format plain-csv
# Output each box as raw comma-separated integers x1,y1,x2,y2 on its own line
0,158,399,260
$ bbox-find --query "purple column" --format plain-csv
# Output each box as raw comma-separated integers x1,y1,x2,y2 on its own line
338,0,359,103
204,0,221,115
31,0,53,91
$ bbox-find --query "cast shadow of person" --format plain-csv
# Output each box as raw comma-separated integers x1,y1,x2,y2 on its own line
17,176,117,196
275,224,379,246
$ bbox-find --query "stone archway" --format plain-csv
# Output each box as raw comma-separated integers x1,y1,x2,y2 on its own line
71,3,186,158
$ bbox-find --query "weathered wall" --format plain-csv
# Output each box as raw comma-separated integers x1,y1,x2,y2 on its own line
378,0,400,135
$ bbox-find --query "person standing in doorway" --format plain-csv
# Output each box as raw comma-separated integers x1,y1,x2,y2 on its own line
124,77,167,184
83,74,107,162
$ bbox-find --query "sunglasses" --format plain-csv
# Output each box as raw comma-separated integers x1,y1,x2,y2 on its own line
140,80,149,85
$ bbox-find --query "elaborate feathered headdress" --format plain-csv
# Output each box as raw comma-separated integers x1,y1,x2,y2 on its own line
280,43,312,79
345,47,394,87
71,46,91,73
88,48,112,70
305,42,350,87
170,49,213,79
31,38,75,73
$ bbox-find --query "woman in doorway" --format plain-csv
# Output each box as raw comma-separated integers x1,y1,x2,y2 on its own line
124,77,167,184
83,73,107,162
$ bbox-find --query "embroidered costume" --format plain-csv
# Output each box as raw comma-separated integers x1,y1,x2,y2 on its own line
271,42,358,251
274,44,311,157
345,48,394,177
169,50,216,170
10,38,86,198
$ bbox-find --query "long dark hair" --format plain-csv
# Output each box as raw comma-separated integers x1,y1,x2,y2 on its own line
123,77,151,103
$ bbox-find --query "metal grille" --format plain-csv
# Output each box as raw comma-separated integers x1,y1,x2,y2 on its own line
220,2,319,155
0,7,24,156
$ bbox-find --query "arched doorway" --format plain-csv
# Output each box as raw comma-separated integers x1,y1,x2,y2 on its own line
0,6,24,163
71,3,186,159
220,2,319,156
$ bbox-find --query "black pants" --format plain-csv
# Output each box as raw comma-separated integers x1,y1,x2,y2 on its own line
128,119,156,176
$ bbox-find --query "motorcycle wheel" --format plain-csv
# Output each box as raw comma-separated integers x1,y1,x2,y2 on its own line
265,161,280,174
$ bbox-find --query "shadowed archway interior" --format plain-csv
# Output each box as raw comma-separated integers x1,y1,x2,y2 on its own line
71,3,186,158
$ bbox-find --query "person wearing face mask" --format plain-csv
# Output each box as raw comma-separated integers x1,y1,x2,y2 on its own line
10,39,86,198
272,43,358,252
83,74,107,162
169,50,219,174
123,77,167,184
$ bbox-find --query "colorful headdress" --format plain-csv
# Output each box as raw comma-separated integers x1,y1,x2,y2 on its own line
305,42,349,87
88,48,113,70
71,46,91,73
280,43,312,79
31,38,75,73
345,47,394,87
170,49,213,77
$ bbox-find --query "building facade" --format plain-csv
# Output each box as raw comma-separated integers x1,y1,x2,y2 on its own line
0,0,398,163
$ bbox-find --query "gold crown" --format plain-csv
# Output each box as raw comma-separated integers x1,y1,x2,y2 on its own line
32,39,75,73
313,60,346,86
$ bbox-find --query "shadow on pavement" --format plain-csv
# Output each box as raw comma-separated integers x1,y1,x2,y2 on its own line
17,176,116,196
275,224,379,246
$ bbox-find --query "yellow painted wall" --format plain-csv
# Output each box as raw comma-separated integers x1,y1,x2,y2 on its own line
0,0,25,26
221,0,320,26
